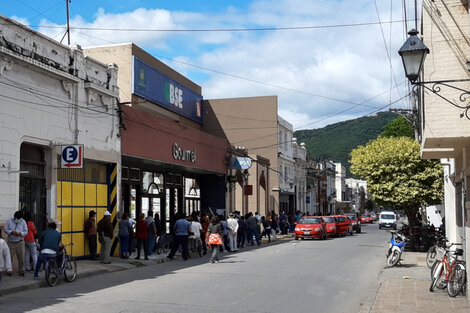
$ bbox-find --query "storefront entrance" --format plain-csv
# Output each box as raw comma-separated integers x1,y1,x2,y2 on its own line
19,143,47,234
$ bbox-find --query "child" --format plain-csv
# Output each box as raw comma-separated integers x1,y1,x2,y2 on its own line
0,228,13,296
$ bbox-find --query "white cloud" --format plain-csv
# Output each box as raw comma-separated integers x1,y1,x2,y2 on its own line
14,1,409,130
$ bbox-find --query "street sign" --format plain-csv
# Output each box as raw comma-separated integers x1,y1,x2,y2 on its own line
61,145,83,168
306,196,310,204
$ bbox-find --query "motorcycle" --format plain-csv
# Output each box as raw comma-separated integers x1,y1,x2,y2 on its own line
386,230,407,267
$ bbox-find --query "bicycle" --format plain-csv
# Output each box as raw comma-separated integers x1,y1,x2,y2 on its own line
44,243,77,287
425,235,447,268
429,243,466,297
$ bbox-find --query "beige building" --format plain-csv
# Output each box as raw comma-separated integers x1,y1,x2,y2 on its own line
204,96,279,216
419,0,469,297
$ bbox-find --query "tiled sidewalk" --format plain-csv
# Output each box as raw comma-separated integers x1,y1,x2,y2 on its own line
364,252,469,313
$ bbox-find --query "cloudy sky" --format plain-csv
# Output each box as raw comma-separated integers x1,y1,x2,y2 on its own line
2,0,418,130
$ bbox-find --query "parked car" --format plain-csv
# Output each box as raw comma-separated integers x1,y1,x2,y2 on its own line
345,213,361,233
361,214,373,224
379,211,397,229
321,216,337,237
294,216,327,240
369,212,378,221
334,215,353,236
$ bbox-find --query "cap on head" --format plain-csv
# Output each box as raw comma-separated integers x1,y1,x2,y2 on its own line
104,211,111,216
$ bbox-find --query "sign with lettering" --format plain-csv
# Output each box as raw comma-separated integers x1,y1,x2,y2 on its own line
61,145,83,168
172,143,196,163
133,56,203,124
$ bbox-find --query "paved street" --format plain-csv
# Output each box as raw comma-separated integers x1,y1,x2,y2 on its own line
0,225,389,313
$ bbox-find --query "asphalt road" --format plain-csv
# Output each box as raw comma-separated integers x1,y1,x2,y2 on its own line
0,224,390,313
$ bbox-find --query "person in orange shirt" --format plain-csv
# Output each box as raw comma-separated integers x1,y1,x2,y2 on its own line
23,212,37,271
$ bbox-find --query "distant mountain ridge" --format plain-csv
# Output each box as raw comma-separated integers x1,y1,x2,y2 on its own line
294,111,398,176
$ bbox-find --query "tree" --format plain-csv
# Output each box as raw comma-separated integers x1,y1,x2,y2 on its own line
350,136,443,229
379,116,414,138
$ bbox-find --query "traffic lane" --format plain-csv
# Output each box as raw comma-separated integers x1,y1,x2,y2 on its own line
0,225,390,313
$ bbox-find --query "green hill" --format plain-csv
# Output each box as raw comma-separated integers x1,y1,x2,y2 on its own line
294,111,398,176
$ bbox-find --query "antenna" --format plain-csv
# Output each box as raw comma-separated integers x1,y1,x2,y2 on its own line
60,0,71,45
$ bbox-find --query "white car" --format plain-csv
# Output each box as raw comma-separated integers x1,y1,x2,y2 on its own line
379,211,397,230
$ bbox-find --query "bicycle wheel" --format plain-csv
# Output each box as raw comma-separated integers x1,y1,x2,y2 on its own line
64,257,77,282
447,263,466,297
45,259,59,287
426,245,438,268
430,261,445,292
387,250,401,267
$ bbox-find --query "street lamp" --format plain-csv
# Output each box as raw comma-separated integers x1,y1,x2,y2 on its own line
398,29,429,83
398,29,470,119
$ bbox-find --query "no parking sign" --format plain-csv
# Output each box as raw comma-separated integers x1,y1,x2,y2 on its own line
61,145,83,168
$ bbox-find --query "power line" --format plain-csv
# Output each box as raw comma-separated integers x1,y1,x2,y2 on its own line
16,19,409,33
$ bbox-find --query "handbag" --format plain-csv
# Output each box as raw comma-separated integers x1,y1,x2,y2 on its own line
207,233,222,246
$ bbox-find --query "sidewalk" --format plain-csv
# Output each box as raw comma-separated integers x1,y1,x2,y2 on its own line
0,234,291,296
360,252,469,312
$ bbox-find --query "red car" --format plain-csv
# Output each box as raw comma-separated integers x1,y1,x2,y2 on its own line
294,216,327,240
361,214,373,224
321,216,337,237
334,215,353,236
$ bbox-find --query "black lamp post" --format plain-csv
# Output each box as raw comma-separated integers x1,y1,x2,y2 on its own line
398,29,429,83
398,29,470,119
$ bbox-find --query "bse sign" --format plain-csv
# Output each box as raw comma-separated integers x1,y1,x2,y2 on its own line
61,145,83,168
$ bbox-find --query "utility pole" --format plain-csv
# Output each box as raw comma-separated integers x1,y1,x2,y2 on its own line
60,0,71,45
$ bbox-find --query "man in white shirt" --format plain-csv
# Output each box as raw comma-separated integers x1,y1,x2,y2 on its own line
227,213,239,252
189,216,203,257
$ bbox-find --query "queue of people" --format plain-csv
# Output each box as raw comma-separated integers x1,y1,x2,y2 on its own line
0,208,293,293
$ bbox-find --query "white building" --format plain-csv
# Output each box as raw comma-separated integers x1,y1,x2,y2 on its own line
293,139,308,214
278,116,295,214
0,15,120,257
345,178,368,212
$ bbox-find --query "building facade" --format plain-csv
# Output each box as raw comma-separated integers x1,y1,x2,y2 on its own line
293,140,308,214
277,116,296,214
84,44,229,234
0,16,121,257
204,96,279,217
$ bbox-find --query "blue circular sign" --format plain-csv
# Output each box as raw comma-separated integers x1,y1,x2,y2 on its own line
62,146,78,163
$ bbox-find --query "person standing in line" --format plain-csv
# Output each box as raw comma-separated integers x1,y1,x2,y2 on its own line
226,213,239,252
33,222,61,279
118,212,132,259
145,210,157,256
237,216,247,248
206,216,223,263
246,212,260,246
97,211,113,264
84,210,98,260
128,215,136,253
200,214,210,255
189,216,203,257
261,216,271,243
0,229,12,295
4,211,28,276
167,213,191,261
23,211,38,271
135,213,149,260
270,216,278,242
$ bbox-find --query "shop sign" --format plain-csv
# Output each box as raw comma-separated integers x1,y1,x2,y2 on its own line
173,143,196,163
61,145,83,168
132,56,203,124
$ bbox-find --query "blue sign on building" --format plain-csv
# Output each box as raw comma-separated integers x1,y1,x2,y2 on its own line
132,56,203,124
306,196,310,204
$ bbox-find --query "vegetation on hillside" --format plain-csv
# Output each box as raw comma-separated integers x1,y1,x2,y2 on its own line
294,111,398,175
